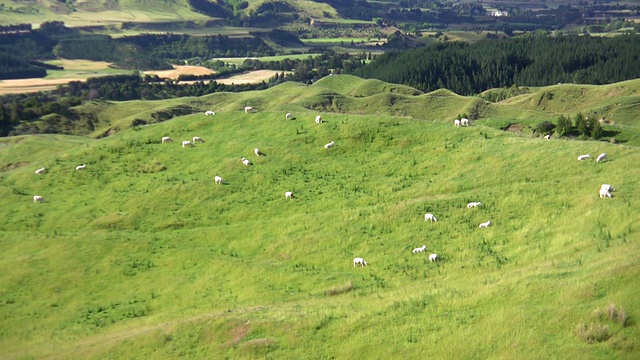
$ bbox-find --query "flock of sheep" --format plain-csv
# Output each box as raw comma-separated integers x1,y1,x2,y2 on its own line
30,109,617,269
159,109,333,201
355,201,488,268
356,121,616,269
32,163,87,202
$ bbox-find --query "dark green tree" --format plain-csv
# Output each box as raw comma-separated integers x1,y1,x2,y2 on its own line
575,113,588,136
557,115,572,136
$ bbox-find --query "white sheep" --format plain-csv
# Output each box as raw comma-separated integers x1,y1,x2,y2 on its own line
596,153,607,163
75,164,86,170
429,253,438,262
599,186,612,198
182,141,194,148
34,167,45,175
460,118,470,126
544,134,550,140
467,201,482,208
205,110,215,116
214,176,224,184
241,157,252,166
412,245,426,254
424,213,437,222
33,195,44,203
353,257,368,267
193,136,205,143
285,112,293,120
479,220,491,228
315,115,323,124
577,154,590,161
600,184,615,192
324,141,335,149
285,191,293,199
244,106,253,113
161,136,173,144
254,148,266,157
454,119,460,127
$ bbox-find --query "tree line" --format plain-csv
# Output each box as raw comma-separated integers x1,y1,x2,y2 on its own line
354,34,640,95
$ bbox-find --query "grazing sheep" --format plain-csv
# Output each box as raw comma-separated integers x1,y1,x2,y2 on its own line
162,136,173,144
460,118,470,126
412,245,427,254
467,201,482,208
600,184,615,192
596,153,607,163
254,148,266,157
544,134,550,140
182,141,194,148
33,195,44,203
75,164,86,170
241,157,252,166
35,167,45,175
454,119,461,127
429,253,438,262
214,176,224,184
244,106,253,113
424,213,437,222
324,141,335,149
599,184,614,198
599,188,612,198
315,115,323,124
577,154,590,161
205,110,215,116
353,257,368,267
285,112,293,120
479,220,491,228
193,136,205,143
285,191,293,199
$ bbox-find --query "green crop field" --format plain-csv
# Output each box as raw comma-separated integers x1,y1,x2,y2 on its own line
0,76,639,359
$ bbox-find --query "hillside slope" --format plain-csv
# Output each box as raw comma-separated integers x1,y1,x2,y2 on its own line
0,92,639,358
0,0,340,27
38,75,640,146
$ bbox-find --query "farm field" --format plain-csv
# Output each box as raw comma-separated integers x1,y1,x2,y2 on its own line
0,76,639,359
0,63,287,94
0,60,127,94
215,54,323,66
213,70,286,85
143,65,216,79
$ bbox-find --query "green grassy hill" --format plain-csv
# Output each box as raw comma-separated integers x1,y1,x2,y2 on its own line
40,75,640,146
1,75,639,358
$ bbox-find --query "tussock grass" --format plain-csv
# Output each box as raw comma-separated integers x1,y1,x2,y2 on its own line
577,303,629,344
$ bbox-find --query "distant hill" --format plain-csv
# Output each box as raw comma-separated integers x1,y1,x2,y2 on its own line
0,0,340,27
25,75,640,145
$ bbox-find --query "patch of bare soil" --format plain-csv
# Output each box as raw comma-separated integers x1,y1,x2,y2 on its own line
503,123,524,134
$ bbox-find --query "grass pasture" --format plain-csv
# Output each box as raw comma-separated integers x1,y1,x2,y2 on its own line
0,78,639,358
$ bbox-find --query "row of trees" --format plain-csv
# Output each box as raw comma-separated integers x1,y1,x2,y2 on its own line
354,34,640,95
556,113,603,140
